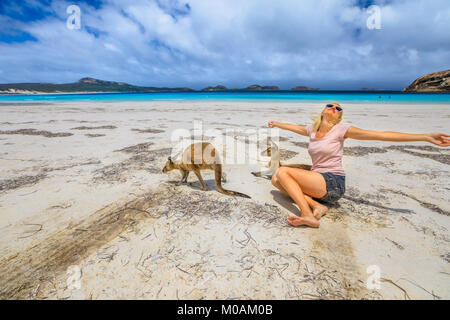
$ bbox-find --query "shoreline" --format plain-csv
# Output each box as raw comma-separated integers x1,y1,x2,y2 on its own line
1,87,449,97
1,98,450,106
1,100,450,108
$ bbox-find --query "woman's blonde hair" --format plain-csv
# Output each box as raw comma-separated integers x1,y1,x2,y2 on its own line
311,102,343,132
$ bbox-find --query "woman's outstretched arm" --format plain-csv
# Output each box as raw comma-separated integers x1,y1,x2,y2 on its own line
345,126,450,147
268,121,308,136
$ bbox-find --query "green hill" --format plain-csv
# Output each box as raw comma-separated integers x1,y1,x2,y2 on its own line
0,77,194,93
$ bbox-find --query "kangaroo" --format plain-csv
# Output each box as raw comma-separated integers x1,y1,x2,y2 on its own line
162,142,251,199
251,138,312,178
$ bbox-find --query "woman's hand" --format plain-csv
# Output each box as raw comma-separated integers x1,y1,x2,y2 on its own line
268,121,278,128
427,132,450,147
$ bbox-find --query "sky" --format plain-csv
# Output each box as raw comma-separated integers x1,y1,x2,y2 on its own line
0,0,449,90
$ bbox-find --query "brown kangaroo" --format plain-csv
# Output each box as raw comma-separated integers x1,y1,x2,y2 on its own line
162,142,251,198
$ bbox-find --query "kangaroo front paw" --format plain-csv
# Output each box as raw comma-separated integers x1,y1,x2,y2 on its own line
251,171,261,177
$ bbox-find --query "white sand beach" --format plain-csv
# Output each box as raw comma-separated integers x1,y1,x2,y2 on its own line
0,101,449,300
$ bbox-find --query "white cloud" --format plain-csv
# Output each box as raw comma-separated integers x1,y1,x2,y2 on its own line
0,0,449,89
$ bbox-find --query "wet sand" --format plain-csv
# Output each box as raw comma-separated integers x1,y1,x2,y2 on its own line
0,101,448,299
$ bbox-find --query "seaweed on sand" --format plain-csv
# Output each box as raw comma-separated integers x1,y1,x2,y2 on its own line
0,174,47,192
71,125,117,130
85,134,105,138
0,129,73,138
92,143,171,182
131,128,165,134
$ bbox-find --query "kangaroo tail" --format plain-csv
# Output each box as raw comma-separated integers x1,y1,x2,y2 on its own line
218,188,251,199
215,164,251,199
225,190,251,199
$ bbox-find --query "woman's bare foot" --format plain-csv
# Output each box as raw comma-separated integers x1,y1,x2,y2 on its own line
313,204,328,220
287,215,320,228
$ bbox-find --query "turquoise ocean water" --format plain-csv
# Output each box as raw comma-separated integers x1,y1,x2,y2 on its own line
0,91,449,103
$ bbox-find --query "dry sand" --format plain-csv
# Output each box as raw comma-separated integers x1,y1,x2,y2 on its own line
0,100,448,300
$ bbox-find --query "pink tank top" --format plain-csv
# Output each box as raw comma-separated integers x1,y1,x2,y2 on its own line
305,123,351,176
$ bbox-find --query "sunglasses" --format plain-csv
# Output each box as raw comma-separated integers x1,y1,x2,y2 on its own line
326,104,342,112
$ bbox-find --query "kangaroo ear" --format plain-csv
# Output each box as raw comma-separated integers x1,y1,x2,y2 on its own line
168,156,173,163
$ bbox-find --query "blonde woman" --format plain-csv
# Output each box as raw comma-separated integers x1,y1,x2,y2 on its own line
269,103,450,228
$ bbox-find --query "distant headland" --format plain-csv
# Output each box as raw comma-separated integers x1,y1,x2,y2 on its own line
0,77,194,95
403,70,450,93
0,78,318,95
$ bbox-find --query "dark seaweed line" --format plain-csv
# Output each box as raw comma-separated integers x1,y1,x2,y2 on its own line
0,129,73,138
380,188,449,216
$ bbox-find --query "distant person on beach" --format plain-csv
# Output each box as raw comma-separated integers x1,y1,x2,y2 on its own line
269,103,450,228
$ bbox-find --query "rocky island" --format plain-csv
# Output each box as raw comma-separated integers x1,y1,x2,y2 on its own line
403,70,450,93
291,86,320,91
202,84,281,91
201,85,228,91
240,85,281,91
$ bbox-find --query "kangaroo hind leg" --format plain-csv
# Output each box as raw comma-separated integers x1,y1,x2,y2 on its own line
193,170,208,191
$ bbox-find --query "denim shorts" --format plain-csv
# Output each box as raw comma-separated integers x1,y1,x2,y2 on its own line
313,172,346,204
